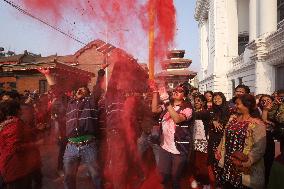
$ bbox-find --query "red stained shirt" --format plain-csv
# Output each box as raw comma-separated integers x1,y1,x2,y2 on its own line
0,117,41,183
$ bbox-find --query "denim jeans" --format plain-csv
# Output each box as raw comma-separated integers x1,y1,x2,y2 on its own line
158,148,187,189
137,132,161,165
63,141,101,189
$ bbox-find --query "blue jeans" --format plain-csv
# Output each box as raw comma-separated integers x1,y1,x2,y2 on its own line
158,148,187,189
63,141,101,189
137,132,160,165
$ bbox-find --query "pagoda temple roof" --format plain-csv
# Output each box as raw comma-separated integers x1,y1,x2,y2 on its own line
155,69,197,79
162,58,192,69
167,50,185,59
163,58,192,64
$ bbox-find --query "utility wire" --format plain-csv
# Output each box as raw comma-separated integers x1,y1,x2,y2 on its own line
2,0,87,45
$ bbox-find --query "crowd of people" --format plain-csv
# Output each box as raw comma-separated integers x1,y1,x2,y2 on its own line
0,63,283,189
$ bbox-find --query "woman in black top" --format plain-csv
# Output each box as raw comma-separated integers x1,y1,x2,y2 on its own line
207,92,230,189
259,94,275,187
189,94,210,188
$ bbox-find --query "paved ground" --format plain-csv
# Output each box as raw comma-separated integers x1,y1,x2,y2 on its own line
39,128,164,189
39,128,283,189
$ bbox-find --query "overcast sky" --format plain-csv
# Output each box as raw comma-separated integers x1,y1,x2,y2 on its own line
0,0,199,72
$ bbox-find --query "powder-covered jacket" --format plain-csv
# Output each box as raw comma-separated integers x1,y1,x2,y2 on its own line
0,117,41,183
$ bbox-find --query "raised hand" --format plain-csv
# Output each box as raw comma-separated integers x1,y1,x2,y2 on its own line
159,86,170,105
37,67,50,75
101,63,111,70
37,67,55,85
148,80,158,92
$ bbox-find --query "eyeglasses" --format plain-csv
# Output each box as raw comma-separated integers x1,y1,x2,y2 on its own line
173,87,184,93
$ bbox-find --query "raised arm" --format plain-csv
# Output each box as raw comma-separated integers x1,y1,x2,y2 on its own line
170,103,193,124
92,63,110,105
149,80,162,113
37,68,55,85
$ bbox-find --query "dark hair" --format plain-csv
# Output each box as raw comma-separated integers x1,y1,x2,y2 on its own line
181,82,192,93
204,91,213,96
0,100,20,119
255,94,265,99
194,94,207,109
190,87,198,93
79,86,91,95
204,91,213,102
179,83,190,96
235,84,250,94
213,92,227,106
237,94,259,118
258,94,274,110
212,92,230,124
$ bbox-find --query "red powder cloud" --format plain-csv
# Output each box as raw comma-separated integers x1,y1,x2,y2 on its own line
20,0,176,69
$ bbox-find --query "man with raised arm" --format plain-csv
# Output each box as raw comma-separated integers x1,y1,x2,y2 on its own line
38,64,108,189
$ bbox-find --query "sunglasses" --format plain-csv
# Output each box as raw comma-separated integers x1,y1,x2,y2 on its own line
173,87,184,93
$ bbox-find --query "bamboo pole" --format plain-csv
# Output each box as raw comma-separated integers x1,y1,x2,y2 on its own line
148,0,155,80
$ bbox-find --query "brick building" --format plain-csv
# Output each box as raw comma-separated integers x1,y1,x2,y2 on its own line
0,52,94,94
0,39,148,94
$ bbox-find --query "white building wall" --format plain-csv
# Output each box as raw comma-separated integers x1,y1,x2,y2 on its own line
258,0,278,37
208,0,215,77
199,21,209,80
249,0,257,41
196,0,284,97
227,66,256,95
195,0,284,98
238,0,249,34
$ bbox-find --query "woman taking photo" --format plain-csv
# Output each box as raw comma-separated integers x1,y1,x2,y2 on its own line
215,94,266,189
151,83,194,189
